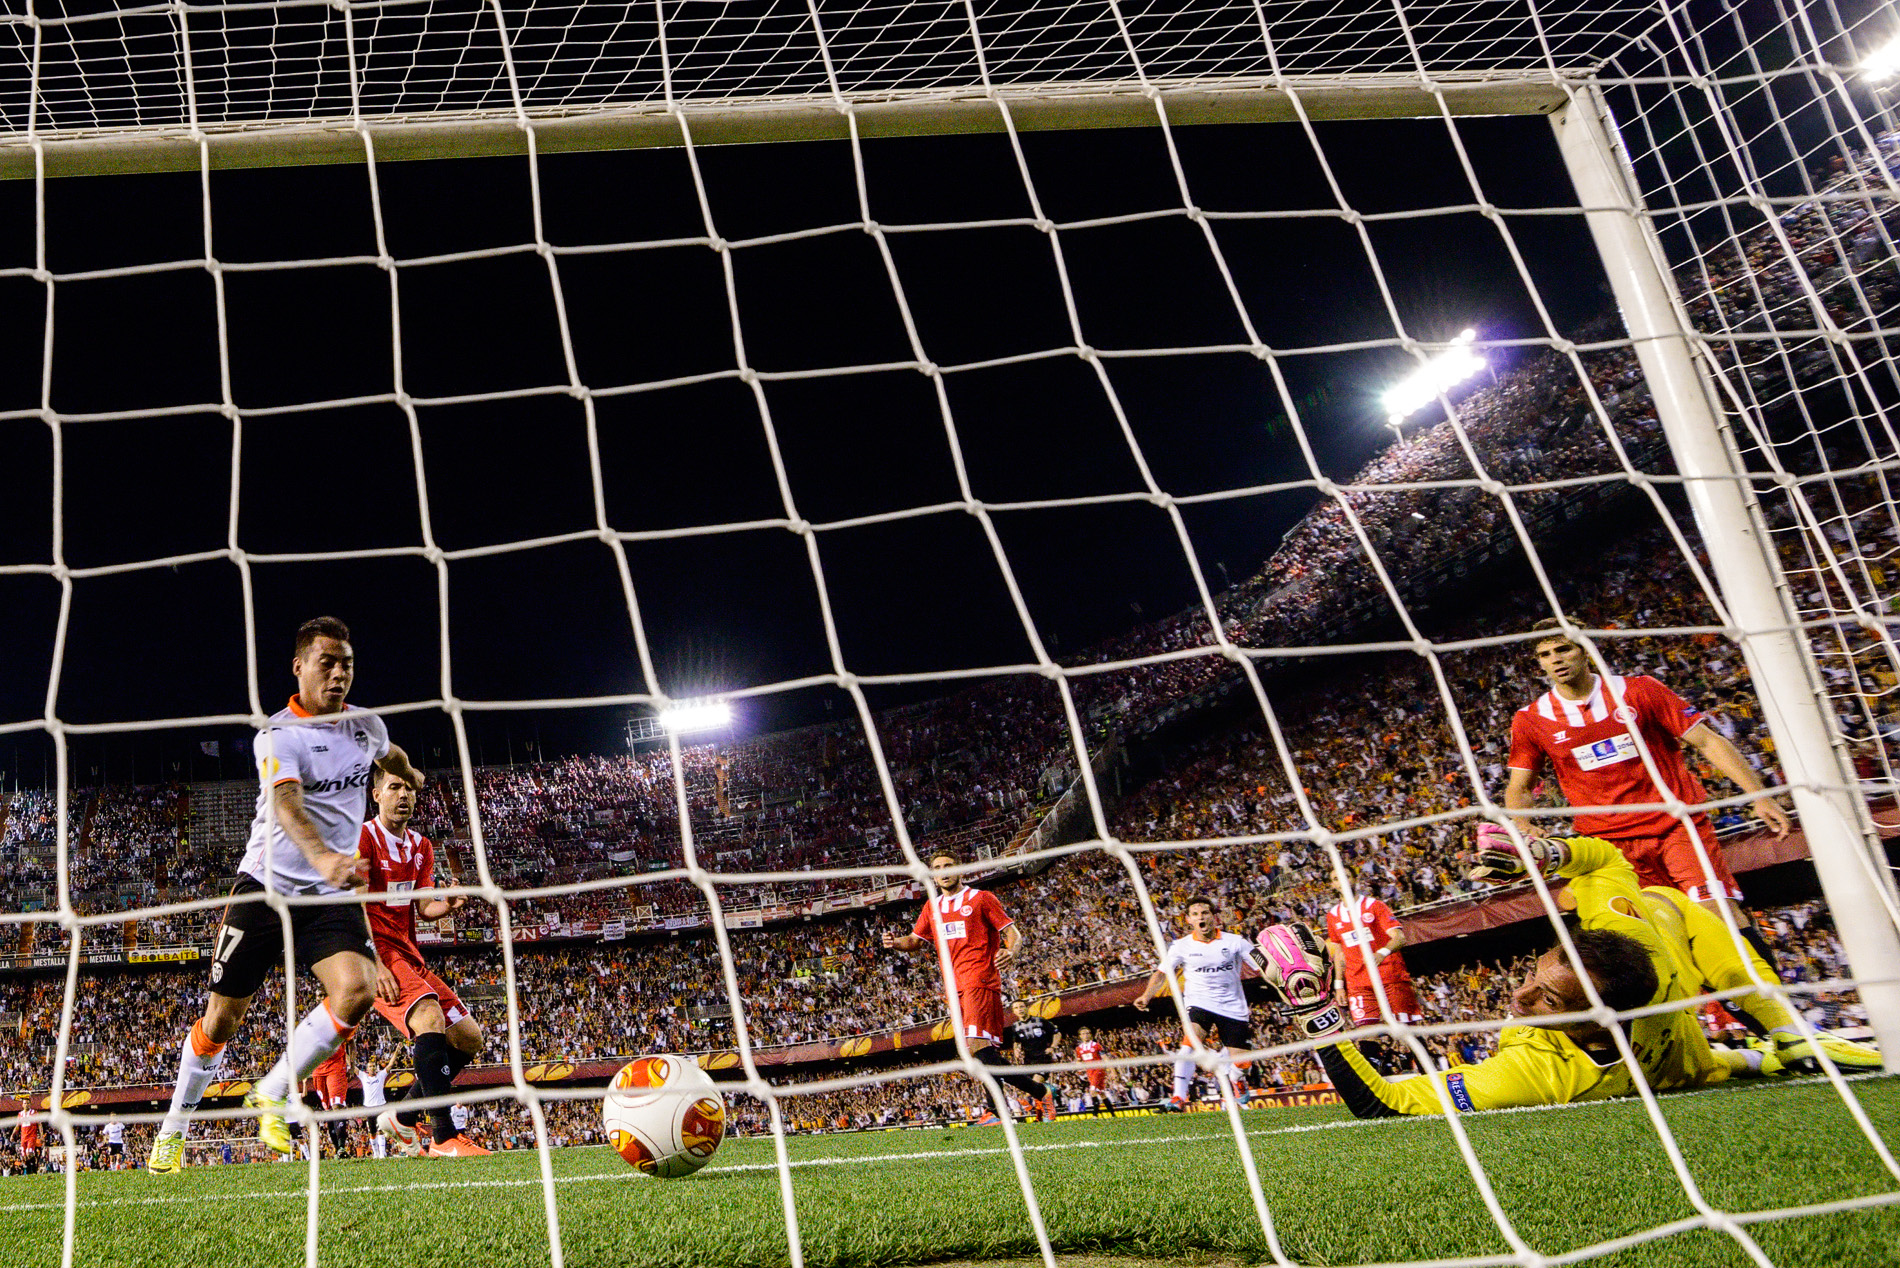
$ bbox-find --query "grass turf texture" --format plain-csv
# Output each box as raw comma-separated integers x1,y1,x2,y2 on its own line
6,1077,1897,1268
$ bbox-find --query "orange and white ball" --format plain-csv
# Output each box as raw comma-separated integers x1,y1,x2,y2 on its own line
602,1055,726,1178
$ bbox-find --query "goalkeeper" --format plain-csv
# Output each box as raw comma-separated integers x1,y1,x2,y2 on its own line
1258,831,1881,1118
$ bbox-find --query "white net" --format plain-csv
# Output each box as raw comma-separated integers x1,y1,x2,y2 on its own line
1,0,1899,1265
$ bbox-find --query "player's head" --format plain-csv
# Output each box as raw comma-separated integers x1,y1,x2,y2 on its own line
1078,1026,1093,1042
1510,929,1657,1032
1011,998,1029,1019
1529,617,1591,689
1185,896,1218,938
928,852,960,891
373,766,417,826
292,616,354,714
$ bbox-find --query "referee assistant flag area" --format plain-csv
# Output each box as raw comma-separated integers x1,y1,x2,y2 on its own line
6,1076,1897,1268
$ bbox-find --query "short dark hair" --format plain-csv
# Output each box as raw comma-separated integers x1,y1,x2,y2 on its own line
1186,895,1216,914
928,850,960,867
1569,928,1658,1015
295,616,351,658
373,766,415,792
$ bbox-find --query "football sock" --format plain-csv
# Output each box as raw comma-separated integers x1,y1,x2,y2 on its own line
1172,1049,1195,1102
1739,924,1782,975
160,1019,227,1137
413,1031,459,1144
445,1041,476,1081
256,1003,356,1103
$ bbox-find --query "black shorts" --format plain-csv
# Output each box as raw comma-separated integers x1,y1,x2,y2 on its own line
208,874,375,1000
1187,1006,1253,1050
105,1143,123,1157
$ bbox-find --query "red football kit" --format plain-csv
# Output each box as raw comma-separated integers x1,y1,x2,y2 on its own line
913,886,1012,1047
1509,672,1742,901
1075,1038,1107,1090
1324,895,1421,1025
359,819,469,1036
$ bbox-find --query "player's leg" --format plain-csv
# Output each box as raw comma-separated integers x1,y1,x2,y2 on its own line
1171,1011,1217,1109
152,883,283,1173
965,989,1049,1106
1661,819,1781,971
250,945,376,1155
401,995,487,1154
1212,1014,1256,1103
428,969,483,1087
1661,885,1882,1070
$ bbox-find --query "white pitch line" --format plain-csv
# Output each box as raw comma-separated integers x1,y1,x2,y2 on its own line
0,1074,1886,1216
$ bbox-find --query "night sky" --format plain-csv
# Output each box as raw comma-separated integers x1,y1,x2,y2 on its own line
0,109,1618,786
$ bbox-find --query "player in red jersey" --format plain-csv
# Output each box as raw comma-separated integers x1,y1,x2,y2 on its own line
360,769,488,1158
1073,1026,1110,1114
1323,893,1422,1028
1505,618,1790,960
883,851,1053,1111
308,1045,353,1156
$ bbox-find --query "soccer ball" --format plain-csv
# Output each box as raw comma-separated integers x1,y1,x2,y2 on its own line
601,1055,726,1177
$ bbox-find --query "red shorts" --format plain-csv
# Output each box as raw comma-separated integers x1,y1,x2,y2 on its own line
1612,818,1742,902
375,946,470,1038
954,984,1006,1048
1347,980,1423,1027
1086,1068,1108,1091
309,1046,351,1108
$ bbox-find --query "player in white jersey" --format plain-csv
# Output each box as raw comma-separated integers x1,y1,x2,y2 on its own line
103,1117,125,1169
358,1055,397,1158
1134,896,1268,1110
449,1104,471,1137
148,617,426,1175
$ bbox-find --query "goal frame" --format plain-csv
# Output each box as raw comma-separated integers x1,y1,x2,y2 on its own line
1,72,1574,178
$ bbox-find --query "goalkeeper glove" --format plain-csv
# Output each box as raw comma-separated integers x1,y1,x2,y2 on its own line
1257,923,1345,1039
1469,823,1571,883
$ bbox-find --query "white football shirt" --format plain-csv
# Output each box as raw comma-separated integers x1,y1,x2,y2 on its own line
450,1104,470,1131
1160,931,1260,1022
240,698,390,895
358,1067,389,1108
103,1120,124,1145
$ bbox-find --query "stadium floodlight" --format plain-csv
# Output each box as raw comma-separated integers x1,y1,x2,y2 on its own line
1862,38,1900,80
1381,329,1487,426
657,701,734,734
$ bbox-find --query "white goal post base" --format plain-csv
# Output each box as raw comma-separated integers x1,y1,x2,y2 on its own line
0,73,1572,179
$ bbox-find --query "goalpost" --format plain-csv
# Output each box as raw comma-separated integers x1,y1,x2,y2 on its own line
7,1,1900,1266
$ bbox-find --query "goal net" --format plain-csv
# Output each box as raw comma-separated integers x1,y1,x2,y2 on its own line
2,0,1899,1265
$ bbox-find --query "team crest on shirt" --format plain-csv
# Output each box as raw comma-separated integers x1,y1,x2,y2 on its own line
353,728,373,751
1613,705,1638,723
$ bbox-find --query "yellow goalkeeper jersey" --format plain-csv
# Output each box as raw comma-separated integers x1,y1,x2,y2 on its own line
1319,836,1784,1117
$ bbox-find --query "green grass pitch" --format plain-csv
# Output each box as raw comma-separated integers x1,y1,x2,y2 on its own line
7,1077,1898,1268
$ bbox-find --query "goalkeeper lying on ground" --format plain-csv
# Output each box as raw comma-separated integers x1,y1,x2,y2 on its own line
1257,832,1882,1118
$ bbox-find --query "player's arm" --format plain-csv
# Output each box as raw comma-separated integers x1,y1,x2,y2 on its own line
1317,1030,1607,1118
1680,721,1790,836
995,919,1022,967
414,841,465,921
1502,766,1538,812
1132,963,1174,1011
883,909,928,954
374,741,426,788
1326,940,1348,1002
271,780,365,890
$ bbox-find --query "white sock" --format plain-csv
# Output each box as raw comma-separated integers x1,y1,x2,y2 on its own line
256,1002,356,1102
161,1020,227,1137
1172,1049,1195,1101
